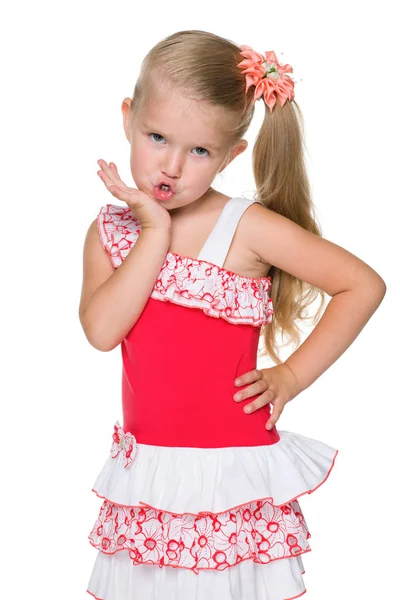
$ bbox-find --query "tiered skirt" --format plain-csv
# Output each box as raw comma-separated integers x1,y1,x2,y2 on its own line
87,422,338,600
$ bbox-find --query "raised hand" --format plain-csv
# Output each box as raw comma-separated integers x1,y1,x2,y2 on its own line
233,363,303,430
97,159,172,231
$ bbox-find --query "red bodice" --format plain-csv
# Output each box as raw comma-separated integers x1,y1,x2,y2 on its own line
122,297,280,447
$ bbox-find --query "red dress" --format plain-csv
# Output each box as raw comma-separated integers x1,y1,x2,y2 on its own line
87,198,338,600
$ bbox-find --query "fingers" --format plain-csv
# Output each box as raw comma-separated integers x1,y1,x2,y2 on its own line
109,162,123,185
233,376,267,403
243,389,274,413
97,159,125,191
233,365,291,430
97,159,140,204
97,162,116,192
265,401,285,430
234,368,262,387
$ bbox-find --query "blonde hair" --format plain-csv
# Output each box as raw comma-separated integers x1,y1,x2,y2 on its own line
130,30,326,364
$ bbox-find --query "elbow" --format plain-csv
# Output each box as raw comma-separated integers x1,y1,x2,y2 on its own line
90,338,116,353
376,278,387,308
371,274,387,301
82,327,115,352
358,273,387,309
80,315,119,353
89,334,120,353
356,265,387,300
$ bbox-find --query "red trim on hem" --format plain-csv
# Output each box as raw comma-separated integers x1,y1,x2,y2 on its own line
90,447,338,517
88,540,311,574
276,449,339,507
284,590,307,600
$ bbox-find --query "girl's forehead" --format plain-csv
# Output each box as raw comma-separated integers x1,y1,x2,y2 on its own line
141,92,219,124
136,91,236,144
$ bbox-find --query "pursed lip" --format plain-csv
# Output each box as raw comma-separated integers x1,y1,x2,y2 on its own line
154,180,176,194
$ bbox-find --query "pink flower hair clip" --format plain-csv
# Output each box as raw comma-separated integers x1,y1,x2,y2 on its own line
237,46,298,112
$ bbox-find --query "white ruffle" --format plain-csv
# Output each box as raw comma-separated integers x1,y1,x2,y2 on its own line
92,429,338,515
87,549,307,600
151,253,273,325
97,204,274,326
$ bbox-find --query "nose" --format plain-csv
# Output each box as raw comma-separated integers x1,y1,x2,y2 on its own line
161,149,184,179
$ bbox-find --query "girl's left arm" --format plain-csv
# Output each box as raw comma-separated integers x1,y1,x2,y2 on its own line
244,204,386,394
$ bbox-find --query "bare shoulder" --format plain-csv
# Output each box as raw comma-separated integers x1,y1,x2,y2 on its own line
242,202,385,296
79,217,115,321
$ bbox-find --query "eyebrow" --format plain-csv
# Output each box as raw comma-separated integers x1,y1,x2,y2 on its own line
142,122,221,151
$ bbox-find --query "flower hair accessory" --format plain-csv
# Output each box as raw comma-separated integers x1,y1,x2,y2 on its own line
237,46,295,112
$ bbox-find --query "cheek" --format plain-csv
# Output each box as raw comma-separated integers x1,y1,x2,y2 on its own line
193,162,220,184
130,141,151,173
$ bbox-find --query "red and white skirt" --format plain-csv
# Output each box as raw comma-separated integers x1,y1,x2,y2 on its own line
87,421,338,600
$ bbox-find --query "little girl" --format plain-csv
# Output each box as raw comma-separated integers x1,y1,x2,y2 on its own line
80,30,386,600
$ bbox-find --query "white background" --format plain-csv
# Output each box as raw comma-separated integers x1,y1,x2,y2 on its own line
1,0,398,598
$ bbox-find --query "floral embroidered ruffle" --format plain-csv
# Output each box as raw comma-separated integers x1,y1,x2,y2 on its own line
97,204,274,326
88,497,311,574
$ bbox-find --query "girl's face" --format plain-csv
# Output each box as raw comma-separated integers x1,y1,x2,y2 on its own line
121,87,247,212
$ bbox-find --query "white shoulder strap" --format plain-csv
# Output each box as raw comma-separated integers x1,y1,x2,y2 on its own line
197,197,262,268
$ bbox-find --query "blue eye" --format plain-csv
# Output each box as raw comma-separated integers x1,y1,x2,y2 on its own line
150,133,165,143
149,133,209,157
192,147,209,157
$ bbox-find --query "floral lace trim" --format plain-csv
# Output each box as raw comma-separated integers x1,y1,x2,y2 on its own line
89,497,311,574
152,253,273,325
97,204,274,326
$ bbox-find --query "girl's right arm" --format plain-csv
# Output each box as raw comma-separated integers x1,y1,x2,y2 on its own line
79,159,172,352
79,221,171,352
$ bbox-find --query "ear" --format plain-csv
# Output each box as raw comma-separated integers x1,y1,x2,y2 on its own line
218,139,248,173
121,97,133,143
